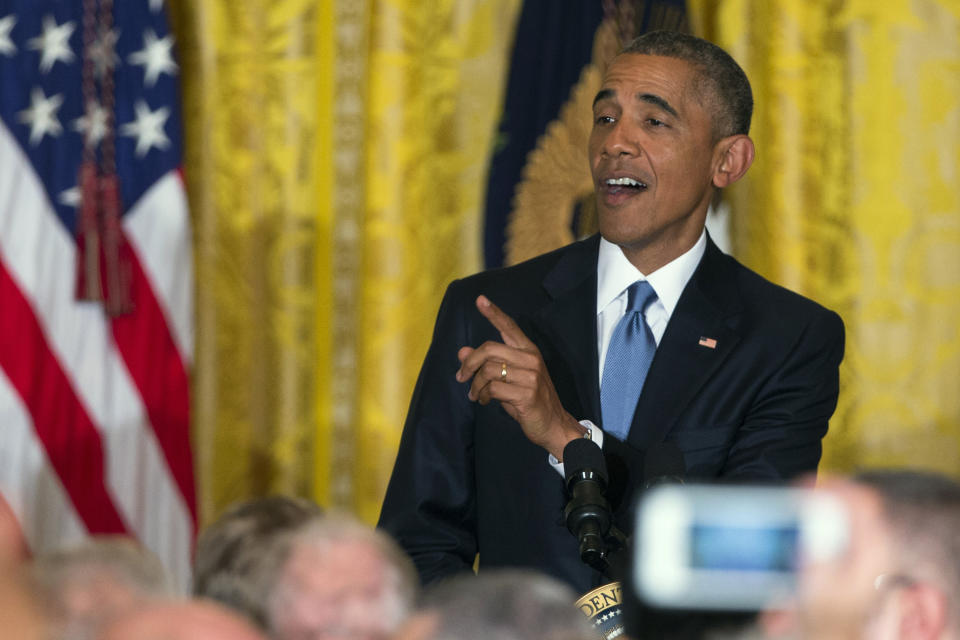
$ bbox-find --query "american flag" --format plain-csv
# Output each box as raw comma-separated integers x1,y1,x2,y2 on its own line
0,0,195,587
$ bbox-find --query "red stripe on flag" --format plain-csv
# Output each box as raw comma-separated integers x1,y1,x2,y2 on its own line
0,257,129,535
108,237,197,529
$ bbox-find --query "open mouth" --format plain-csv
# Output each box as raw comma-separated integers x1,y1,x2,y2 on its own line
603,176,648,197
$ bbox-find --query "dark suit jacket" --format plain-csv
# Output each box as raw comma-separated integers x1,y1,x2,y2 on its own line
378,235,844,593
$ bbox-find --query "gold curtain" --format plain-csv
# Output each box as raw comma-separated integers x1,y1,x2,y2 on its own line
688,1,960,474
168,0,521,525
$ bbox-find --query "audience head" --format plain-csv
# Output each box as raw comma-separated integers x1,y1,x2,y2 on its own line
397,569,600,640
31,536,173,639
853,470,960,640
0,563,47,640
265,513,418,640
0,493,28,564
96,600,269,640
193,495,323,627
792,470,960,640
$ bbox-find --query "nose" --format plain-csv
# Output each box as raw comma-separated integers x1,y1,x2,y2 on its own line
601,119,640,158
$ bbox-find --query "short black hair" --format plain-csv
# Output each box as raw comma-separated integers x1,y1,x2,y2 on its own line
621,31,753,139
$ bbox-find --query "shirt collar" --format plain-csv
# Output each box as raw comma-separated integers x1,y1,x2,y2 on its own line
596,230,707,316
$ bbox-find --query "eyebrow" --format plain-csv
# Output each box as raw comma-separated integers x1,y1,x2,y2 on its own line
592,88,614,108
592,89,679,118
638,93,678,117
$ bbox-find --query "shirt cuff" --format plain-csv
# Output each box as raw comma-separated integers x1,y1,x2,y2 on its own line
548,420,604,477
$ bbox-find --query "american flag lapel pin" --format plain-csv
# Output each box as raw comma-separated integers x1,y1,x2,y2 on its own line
698,336,718,349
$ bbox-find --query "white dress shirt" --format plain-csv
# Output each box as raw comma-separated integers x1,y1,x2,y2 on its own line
549,231,707,473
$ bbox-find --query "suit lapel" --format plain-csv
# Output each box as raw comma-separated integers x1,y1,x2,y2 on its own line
531,236,602,423
627,239,744,450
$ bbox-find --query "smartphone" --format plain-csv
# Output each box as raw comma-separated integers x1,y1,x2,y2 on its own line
633,484,848,611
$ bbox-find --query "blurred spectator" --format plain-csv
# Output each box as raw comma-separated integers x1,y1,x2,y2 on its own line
96,600,269,640
31,536,173,640
792,470,960,640
265,514,418,640
395,569,600,640
193,495,323,627
0,493,28,563
0,563,47,640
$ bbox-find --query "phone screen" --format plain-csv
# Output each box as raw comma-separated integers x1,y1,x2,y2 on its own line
691,524,799,572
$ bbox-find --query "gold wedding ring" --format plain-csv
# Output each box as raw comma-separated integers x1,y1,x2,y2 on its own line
500,362,508,382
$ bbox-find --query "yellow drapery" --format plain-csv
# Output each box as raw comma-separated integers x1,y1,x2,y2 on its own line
168,0,521,524
688,1,960,474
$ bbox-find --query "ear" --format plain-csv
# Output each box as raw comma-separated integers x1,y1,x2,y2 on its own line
712,135,755,188
898,583,949,640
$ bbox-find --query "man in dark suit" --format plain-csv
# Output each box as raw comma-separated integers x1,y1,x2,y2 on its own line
378,31,844,594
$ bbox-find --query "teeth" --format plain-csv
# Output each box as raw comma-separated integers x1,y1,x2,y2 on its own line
606,177,646,188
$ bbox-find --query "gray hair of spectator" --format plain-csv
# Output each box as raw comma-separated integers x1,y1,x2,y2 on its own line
30,536,173,638
854,469,960,629
192,495,323,628
265,513,419,636
621,31,753,140
417,569,601,640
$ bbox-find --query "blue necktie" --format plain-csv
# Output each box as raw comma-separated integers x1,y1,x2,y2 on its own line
601,281,658,441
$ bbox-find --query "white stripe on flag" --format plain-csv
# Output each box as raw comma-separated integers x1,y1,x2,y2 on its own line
103,415,193,590
0,366,87,552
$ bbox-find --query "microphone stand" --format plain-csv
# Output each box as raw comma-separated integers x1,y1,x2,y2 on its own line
562,439,629,580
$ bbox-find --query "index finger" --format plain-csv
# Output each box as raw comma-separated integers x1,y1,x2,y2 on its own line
476,295,535,350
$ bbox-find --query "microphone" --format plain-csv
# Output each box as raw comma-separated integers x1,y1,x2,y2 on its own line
563,438,611,573
643,442,686,489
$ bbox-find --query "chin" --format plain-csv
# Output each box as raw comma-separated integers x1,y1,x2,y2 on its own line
597,215,651,250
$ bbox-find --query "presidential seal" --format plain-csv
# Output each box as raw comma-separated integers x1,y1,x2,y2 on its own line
576,582,625,639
